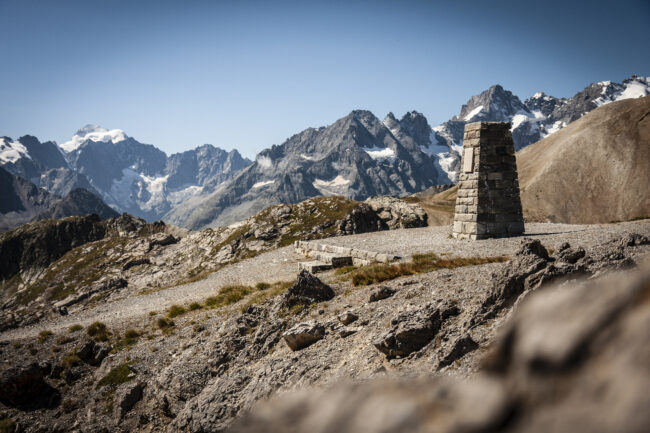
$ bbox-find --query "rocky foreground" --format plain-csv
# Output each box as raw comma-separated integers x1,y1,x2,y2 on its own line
0,220,648,432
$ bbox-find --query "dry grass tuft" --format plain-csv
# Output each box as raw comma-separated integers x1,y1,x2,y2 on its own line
346,252,509,286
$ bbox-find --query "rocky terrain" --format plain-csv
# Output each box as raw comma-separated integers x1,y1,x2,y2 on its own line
0,217,648,432
427,96,650,225
0,196,427,333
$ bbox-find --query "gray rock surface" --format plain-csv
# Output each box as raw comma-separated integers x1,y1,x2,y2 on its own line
281,270,335,309
283,320,325,351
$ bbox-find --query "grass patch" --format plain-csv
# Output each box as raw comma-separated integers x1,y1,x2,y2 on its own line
87,321,109,342
56,335,74,345
61,353,82,368
68,324,83,333
243,281,292,310
255,282,271,290
96,361,135,389
113,329,140,351
205,285,253,309
37,330,53,344
345,253,509,286
167,305,186,318
188,302,202,311
334,265,356,276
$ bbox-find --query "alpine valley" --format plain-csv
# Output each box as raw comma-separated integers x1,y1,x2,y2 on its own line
1,75,648,231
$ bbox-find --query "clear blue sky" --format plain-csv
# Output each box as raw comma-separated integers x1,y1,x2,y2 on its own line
1,0,648,158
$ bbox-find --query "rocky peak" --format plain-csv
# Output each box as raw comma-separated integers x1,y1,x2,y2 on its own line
456,84,530,123
398,110,432,148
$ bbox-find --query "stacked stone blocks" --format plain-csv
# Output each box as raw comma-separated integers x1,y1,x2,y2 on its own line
452,122,524,240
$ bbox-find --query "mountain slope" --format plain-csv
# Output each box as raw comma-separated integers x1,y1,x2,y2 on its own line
0,135,96,197
0,166,57,231
517,95,650,223
165,110,448,229
35,188,119,221
0,167,119,232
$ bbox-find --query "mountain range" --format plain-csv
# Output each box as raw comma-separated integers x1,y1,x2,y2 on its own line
1,75,648,230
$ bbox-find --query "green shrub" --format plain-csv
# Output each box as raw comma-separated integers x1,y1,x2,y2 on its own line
255,282,271,290
96,362,134,389
37,330,53,344
156,317,174,330
167,305,186,318
87,321,109,342
68,324,83,333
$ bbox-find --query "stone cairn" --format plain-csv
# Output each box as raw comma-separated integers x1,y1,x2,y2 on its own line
452,122,524,240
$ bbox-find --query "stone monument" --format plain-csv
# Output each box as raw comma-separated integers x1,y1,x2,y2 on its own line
452,121,524,240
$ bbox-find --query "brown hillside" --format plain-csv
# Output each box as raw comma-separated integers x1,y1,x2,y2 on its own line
424,96,650,224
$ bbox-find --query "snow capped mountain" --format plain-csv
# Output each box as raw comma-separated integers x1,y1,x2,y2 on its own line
0,135,96,196
60,126,252,220
431,75,650,182
0,137,31,164
60,124,128,152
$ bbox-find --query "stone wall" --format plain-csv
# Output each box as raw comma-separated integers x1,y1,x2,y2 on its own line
452,122,524,240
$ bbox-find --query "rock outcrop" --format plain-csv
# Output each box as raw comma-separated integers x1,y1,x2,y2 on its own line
231,266,650,433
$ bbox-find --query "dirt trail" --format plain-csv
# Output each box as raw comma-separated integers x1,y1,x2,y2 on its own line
2,221,648,342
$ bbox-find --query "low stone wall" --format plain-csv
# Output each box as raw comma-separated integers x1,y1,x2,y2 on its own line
294,240,399,265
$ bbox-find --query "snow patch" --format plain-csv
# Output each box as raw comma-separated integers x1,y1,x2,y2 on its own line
251,180,274,189
256,155,273,169
618,78,650,100
463,105,484,121
61,125,127,152
300,154,315,161
313,175,351,195
0,138,31,164
363,147,396,161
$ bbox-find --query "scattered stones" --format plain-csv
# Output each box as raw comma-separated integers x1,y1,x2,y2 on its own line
374,301,459,359
283,320,325,351
369,286,396,303
281,270,335,309
337,311,358,325
147,233,179,250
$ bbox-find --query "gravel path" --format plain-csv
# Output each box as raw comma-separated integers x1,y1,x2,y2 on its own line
0,246,303,341
2,220,648,341
317,221,650,259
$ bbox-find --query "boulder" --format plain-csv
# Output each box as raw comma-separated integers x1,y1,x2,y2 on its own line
76,340,111,366
0,363,59,409
337,311,358,326
374,301,459,359
283,320,325,351
369,286,396,303
281,271,335,309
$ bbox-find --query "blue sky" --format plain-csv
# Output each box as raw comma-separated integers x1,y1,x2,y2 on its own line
1,0,648,158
